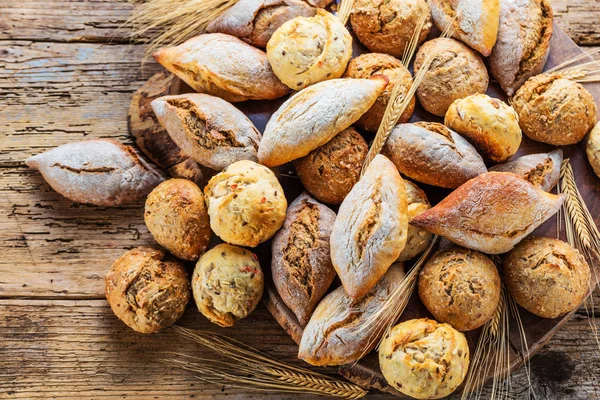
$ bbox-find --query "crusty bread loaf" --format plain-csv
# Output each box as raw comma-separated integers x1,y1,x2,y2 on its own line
271,193,337,325
298,263,405,366
26,139,164,206
587,122,600,179
398,181,433,261
381,122,487,189
151,93,261,171
153,33,289,103
489,150,563,192
330,154,408,299
411,172,565,254
258,77,387,167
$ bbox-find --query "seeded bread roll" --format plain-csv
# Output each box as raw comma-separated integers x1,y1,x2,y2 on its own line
293,127,368,205
267,10,353,90
504,237,590,319
382,122,487,189
343,53,415,133
489,150,563,192
489,0,553,96
144,179,212,261
587,122,600,179
271,193,337,325
445,94,522,162
105,247,190,333
206,0,316,49
512,74,597,145
350,0,432,59
398,181,433,262
330,154,409,299
192,244,264,327
414,38,489,117
419,247,501,331
379,318,470,399
153,33,289,103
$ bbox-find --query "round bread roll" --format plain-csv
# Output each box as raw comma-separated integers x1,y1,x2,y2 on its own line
105,247,190,334
397,181,433,261
350,0,432,58
418,247,501,331
192,244,264,327
267,9,352,90
414,38,489,117
445,94,522,162
343,53,415,133
512,74,597,145
293,127,368,205
504,237,591,319
145,179,212,261
204,160,287,247
586,122,600,178
379,318,469,399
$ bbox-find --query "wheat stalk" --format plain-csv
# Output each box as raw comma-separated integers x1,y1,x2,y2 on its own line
544,48,600,83
167,326,367,398
336,0,355,25
401,11,428,68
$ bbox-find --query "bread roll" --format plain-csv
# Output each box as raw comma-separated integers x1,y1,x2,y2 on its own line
504,237,590,319
398,181,433,262
489,150,563,192
298,264,406,366
381,122,487,189
428,0,500,56
151,93,261,171
411,172,566,254
153,33,289,103
206,0,316,49
25,139,164,206
586,122,600,179
258,77,387,167
445,94,522,162
330,154,409,299
105,247,190,333
267,9,352,90
414,38,489,116
489,0,553,96
271,193,337,325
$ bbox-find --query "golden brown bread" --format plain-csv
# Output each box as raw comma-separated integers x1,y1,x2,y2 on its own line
398,181,433,261
587,122,600,179
489,149,563,192
411,172,566,254
330,154,409,299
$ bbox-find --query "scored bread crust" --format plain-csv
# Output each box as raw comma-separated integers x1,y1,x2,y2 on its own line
489,149,563,192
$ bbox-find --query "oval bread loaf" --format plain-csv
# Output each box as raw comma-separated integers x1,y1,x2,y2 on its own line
489,149,563,192
398,181,433,262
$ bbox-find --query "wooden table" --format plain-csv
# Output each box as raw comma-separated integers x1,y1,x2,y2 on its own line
1,1,599,398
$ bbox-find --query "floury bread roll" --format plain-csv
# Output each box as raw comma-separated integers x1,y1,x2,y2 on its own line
490,150,563,192
411,172,565,254
267,10,352,90
258,78,387,167
153,33,289,103
330,155,409,299
397,181,433,262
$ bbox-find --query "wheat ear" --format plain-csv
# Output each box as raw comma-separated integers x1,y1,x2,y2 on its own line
336,0,355,25
544,48,600,83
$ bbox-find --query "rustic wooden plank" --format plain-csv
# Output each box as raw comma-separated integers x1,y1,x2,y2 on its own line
551,0,600,46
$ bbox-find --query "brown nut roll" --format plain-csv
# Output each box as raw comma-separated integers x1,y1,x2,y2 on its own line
490,149,563,192
192,244,264,327
271,193,337,325
350,0,432,59
414,38,489,117
379,318,469,399
398,181,433,261
144,179,211,261
105,247,190,333
411,172,565,254
418,247,501,331
489,0,553,96
504,237,590,319
206,0,316,49
512,74,597,145
204,160,287,247
382,122,487,189
445,94,522,162
428,0,500,56
153,33,289,103
343,53,415,133
330,154,409,299
151,93,261,171
587,122,600,178
25,139,164,206
299,263,405,366
293,127,368,205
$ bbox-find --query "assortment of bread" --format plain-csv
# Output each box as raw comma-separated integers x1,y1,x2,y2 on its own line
25,1,600,398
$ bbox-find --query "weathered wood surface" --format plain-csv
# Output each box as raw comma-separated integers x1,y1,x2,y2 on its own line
1,0,599,399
